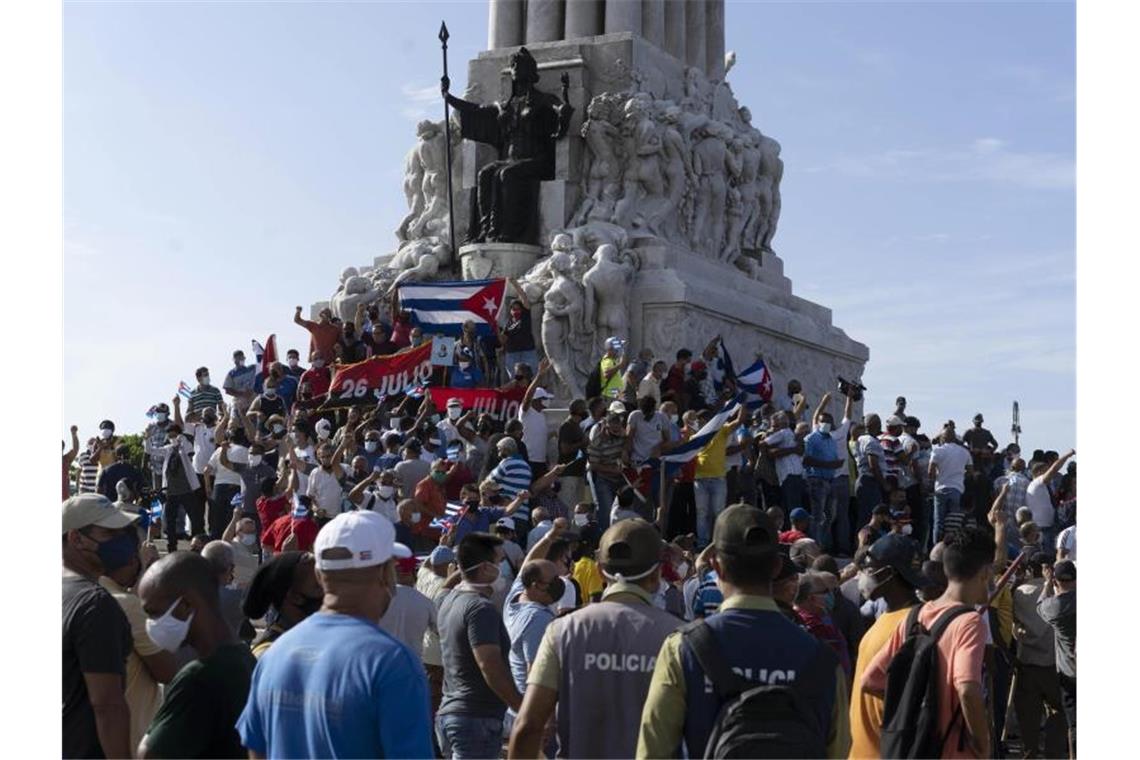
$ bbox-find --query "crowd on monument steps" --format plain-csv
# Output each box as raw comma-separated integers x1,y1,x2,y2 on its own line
63,296,1077,759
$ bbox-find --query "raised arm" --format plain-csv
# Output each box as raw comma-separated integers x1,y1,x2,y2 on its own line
530,464,566,497
791,392,807,420
524,518,567,563
522,358,552,408
293,305,315,330
502,488,533,518
172,396,184,429
988,483,1010,572
348,470,381,505
65,425,80,463
509,278,532,311
1041,449,1075,483
813,392,832,425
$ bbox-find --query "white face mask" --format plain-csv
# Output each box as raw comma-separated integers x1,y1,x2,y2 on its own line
272,424,286,435
390,417,402,431
410,511,421,523
900,523,914,536
155,413,168,423
240,533,257,546
857,567,893,600
200,376,211,386
676,561,690,578
99,428,113,439
146,598,194,653
312,358,325,368
264,389,278,399
818,422,832,434
287,358,299,368
377,484,396,500
448,407,463,421
364,441,379,453
317,428,331,440
248,454,263,467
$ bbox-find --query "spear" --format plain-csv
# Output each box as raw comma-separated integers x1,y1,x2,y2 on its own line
439,21,457,256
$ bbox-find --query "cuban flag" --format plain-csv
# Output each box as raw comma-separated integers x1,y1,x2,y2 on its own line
397,279,506,337
736,358,773,408
430,501,468,532
177,381,193,399
711,338,737,393
661,395,743,466
251,335,277,393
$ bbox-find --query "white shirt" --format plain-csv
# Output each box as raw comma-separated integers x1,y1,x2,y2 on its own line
930,442,971,493
1056,525,1076,560
377,584,436,660
360,489,400,523
637,374,662,404
518,405,549,465
206,447,243,487
829,419,852,478
306,463,349,516
765,428,803,483
627,409,668,465
188,423,218,474
1026,476,1055,528
896,432,920,488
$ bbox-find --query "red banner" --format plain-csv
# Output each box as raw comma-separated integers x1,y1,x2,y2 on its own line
323,343,433,408
428,386,527,422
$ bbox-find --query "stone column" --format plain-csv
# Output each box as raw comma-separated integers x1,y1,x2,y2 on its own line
664,0,686,61
525,0,565,44
488,0,525,49
684,0,706,71
705,0,725,80
564,0,603,39
604,0,642,36
642,0,665,48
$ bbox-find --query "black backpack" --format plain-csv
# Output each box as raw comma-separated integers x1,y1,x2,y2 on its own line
682,620,835,759
880,604,977,759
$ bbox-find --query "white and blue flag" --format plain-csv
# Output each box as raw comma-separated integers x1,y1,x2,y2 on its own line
661,395,744,466
397,278,507,337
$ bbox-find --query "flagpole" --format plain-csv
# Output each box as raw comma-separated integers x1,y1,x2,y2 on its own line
439,21,457,260
658,464,667,532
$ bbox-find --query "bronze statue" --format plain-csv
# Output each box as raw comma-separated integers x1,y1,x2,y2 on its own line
441,47,573,245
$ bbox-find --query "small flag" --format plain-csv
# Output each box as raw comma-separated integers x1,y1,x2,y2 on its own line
404,381,429,399
177,381,193,399
711,338,737,393
736,358,773,408
430,501,467,532
145,405,158,419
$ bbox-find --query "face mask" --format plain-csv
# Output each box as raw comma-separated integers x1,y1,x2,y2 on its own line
240,532,257,546
429,414,441,425
818,422,832,434
857,566,893,599
448,407,462,421
573,513,589,526
99,428,113,440
264,389,278,399
317,428,331,440
458,361,471,371
675,561,690,578
431,471,447,483
464,498,480,510
155,413,168,423
364,441,379,453
899,523,914,536
272,424,286,435
312,358,325,368
410,511,421,523
200,376,211,386
87,531,138,572
389,417,402,431
287,358,299,368
377,484,395,500
248,454,263,467
670,414,679,425
146,598,194,653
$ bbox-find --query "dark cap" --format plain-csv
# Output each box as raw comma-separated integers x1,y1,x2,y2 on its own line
713,504,778,558
866,533,930,589
788,507,810,523
1054,559,1076,582
598,518,663,576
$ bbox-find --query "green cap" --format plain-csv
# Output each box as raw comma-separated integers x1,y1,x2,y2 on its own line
598,518,663,575
713,503,778,558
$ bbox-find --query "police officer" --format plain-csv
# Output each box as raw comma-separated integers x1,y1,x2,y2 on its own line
637,503,851,758
507,518,682,759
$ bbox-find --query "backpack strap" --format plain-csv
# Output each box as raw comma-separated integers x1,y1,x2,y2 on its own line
901,602,925,639
928,604,978,643
681,620,748,701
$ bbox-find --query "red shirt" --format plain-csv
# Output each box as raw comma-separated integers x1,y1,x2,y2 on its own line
256,494,290,545
265,513,319,553
444,463,474,501
390,314,413,349
299,319,341,362
779,528,808,544
300,366,332,398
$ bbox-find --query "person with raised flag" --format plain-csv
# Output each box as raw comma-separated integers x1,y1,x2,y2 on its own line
499,280,537,376
224,350,258,412
398,276,507,337
237,510,433,759
686,399,746,549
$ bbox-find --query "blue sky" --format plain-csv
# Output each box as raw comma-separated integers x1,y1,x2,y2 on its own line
63,0,1074,455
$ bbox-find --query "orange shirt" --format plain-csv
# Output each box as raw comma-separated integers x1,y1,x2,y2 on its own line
300,319,341,362
412,477,447,535
861,601,986,759
848,606,914,759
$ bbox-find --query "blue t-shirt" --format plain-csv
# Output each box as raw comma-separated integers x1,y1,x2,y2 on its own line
803,429,839,480
451,507,506,545
450,365,483,388
503,576,555,700
374,452,401,473
236,612,433,759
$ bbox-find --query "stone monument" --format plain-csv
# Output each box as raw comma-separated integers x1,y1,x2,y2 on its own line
323,0,869,410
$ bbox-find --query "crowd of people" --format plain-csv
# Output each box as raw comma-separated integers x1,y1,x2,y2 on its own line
63,294,1077,759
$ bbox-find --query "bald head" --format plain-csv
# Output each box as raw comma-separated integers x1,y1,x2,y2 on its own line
202,541,235,582
138,551,220,615
519,559,559,589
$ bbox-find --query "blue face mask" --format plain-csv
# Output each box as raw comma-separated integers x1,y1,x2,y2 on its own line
822,590,836,613
86,530,139,572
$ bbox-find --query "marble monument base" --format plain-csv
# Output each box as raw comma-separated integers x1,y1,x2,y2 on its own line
458,242,543,280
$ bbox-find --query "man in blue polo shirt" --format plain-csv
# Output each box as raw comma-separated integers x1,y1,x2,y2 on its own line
803,395,849,554
637,504,850,758
236,511,433,758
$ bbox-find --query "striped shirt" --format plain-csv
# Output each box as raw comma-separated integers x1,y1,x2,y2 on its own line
189,384,223,415
490,455,532,520
77,451,99,494
878,433,904,482
587,426,626,483
691,569,724,618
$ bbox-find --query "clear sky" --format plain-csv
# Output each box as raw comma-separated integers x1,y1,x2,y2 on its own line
63,0,1074,455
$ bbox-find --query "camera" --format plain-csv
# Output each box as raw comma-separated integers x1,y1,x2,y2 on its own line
837,376,866,401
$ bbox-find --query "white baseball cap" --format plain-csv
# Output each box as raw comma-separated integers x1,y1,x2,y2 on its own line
446,397,463,408
62,493,140,533
313,511,411,571
533,388,554,401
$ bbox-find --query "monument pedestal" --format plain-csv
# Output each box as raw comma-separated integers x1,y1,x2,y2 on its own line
458,242,544,280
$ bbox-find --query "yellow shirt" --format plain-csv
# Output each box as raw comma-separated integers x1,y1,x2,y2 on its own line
848,606,913,759
99,577,163,751
694,426,733,479
600,356,623,398
572,557,605,603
